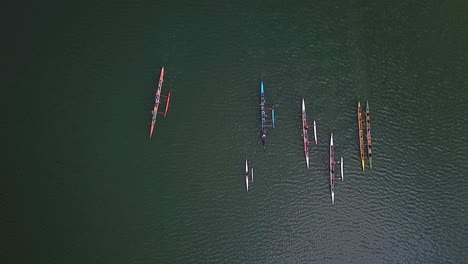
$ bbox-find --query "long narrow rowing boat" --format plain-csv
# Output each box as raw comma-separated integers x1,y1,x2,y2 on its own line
357,101,365,171
302,99,310,169
260,81,275,149
329,133,344,204
330,133,335,204
149,67,171,139
366,101,373,169
245,159,249,192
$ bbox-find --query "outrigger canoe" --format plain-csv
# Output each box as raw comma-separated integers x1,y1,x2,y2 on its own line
244,159,254,191
149,67,171,139
260,81,275,149
245,159,249,192
366,101,373,169
301,99,316,168
357,101,365,171
329,133,344,204
302,99,310,169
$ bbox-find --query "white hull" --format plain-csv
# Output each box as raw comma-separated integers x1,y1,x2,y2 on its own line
246,176,249,192
313,120,317,144
341,157,344,180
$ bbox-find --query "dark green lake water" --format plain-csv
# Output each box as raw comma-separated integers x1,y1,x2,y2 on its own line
4,1,467,263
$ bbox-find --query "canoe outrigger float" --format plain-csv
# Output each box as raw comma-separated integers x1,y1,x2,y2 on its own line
357,101,365,171
301,99,317,169
329,133,344,204
366,101,373,169
245,159,254,191
149,67,171,139
260,81,275,149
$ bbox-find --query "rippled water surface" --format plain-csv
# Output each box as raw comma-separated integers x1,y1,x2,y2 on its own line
4,1,467,263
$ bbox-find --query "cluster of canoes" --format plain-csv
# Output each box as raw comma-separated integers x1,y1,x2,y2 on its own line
148,67,373,204
244,82,374,205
